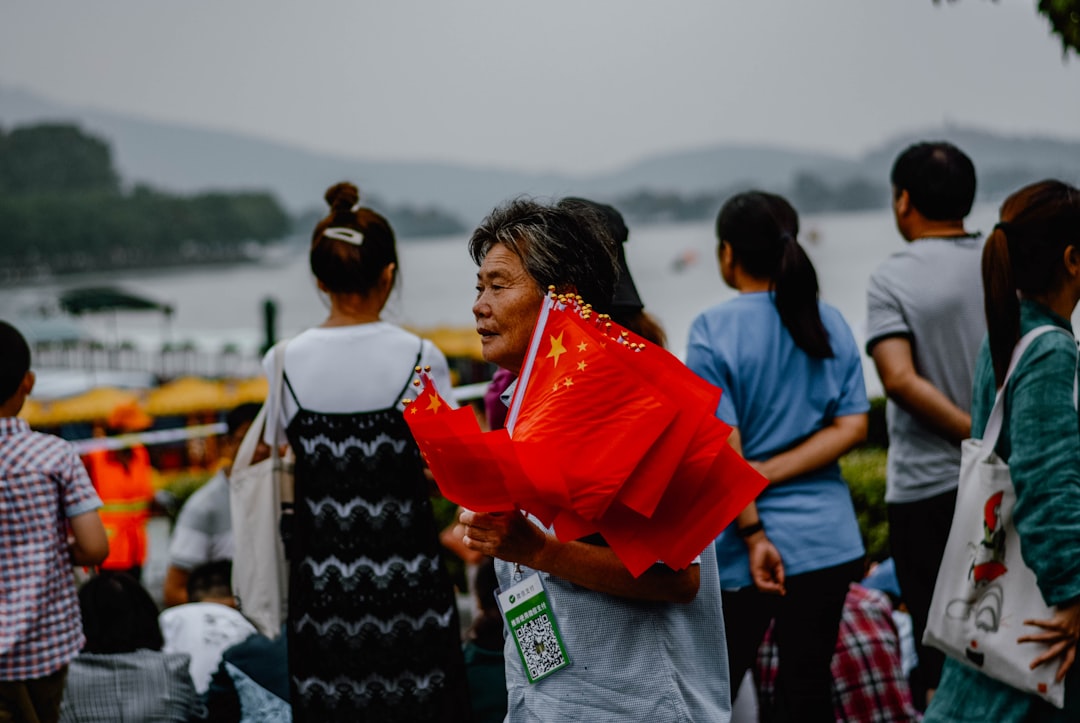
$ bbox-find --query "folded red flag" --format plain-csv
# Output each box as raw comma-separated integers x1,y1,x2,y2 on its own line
506,297,677,521
405,374,571,518
559,304,729,518
604,434,767,576
552,406,767,576
405,379,518,512
518,299,765,572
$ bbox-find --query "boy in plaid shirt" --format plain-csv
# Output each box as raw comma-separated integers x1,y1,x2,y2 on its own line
0,321,108,723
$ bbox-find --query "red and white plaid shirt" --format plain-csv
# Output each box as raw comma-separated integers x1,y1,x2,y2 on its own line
757,583,922,722
0,417,101,681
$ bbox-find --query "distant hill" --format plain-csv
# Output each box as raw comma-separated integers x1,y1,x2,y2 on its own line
3,85,1079,223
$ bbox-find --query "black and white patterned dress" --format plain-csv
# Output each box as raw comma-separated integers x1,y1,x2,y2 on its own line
282,349,470,722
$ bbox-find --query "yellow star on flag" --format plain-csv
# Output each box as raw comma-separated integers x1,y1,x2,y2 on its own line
563,377,574,389
547,332,567,367
577,341,588,353
426,395,443,413
577,360,587,372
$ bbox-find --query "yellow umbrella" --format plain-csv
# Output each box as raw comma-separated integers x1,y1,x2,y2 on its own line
409,325,484,362
21,387,144,427
144,377,230,417
223,376,269,407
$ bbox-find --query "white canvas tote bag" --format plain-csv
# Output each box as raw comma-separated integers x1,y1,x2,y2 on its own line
229,341,292,639
924,325,1075,709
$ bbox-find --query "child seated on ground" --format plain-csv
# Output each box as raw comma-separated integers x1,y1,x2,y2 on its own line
159,560,257,696
60,572,199,722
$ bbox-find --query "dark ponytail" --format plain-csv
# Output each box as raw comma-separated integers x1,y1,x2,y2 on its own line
983,180,1080,387
717,191,833,359
982,225,1019,389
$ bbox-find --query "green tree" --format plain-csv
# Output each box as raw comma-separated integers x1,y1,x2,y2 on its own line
0,124,292,279
0,124,120,195
939,0,1079,56
1038,0,1080,54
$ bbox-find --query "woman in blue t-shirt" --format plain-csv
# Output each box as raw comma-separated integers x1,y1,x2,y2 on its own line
687,191,869,722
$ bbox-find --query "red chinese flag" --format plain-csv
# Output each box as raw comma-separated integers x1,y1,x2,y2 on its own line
658,443,767,568
507,299,677,521
405,379,518,512
509,438,570,526
562,309,729,518
529,309,765,575
547,414,766,577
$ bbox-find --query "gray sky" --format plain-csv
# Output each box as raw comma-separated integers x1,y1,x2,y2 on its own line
1,0,1077,174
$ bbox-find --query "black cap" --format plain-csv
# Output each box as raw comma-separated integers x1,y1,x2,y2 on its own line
563,197,644,315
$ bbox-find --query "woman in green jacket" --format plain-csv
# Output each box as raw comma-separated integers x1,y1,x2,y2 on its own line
926,180,1080,721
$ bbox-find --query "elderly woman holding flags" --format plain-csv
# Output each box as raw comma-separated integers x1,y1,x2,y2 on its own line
459,198,732,722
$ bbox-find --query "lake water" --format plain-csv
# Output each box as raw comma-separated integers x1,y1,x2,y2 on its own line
0,204,1012,398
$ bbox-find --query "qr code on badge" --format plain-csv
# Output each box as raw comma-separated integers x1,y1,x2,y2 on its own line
516,613,565,680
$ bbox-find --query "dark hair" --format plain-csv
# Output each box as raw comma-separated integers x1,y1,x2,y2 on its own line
561,197,649,324
186,559,233,603
225,402,261,438
716,191,833,358
562,197,628,245
561,197,663,342
983,179,1080,387
468,198,619,309
79,572,164,654
0,321,31,403
310,182,398,295
891,142,976,221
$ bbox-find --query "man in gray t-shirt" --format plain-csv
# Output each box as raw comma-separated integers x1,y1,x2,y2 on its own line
162,403,262,607
866,141,984,709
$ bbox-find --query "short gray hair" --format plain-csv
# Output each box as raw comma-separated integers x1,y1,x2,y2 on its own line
468,198,619,307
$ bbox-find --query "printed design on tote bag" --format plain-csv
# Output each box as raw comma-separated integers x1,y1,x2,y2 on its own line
945,490,1009,667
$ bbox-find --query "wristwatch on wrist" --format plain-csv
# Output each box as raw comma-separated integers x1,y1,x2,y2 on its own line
736,521,764,538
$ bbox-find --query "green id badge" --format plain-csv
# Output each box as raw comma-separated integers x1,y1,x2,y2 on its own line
496,572,571,683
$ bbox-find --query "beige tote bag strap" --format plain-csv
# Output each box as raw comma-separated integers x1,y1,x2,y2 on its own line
270,341,295,507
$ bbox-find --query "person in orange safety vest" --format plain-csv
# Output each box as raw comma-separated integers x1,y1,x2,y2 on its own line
82,402,155,580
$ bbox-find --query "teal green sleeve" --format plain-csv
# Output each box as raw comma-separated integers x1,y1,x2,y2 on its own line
1003,335,1080,606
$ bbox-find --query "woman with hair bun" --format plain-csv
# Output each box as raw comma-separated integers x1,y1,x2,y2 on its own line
926,180,1080,721
262,182,469,721
686,191,869,721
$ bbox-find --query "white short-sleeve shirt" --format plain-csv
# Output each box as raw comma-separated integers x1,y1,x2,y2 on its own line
261,322,454,445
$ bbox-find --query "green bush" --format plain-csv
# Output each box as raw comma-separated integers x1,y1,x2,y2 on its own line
159,469,216,522
840,446,889,561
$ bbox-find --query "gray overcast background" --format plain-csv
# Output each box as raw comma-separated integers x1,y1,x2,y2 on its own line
0,0,1077,174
